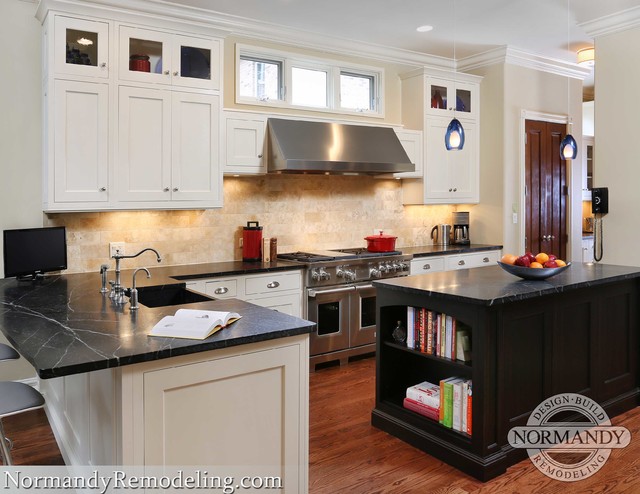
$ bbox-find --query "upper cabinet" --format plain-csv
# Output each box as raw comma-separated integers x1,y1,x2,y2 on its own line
400,68,482,205
223,112,267,175
54,16,110,79
390,129,423,179
118,26,220,90
40,4,223,212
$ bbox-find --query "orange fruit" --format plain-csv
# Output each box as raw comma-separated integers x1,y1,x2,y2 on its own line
555,259,567,267
535,252,549,264
501,254,518,265
530,262,543,269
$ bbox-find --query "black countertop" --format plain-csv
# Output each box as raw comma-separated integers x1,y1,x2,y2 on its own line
401,244,502,257
374,263,640,306
0,263,313,379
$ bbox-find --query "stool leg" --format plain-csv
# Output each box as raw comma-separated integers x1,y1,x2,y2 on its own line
0,419,13,466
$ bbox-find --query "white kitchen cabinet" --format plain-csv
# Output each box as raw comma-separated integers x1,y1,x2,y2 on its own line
409,250,500,275
400,68,481,205
118,25,220,90
52,15,110,80
188,270,303,318
409,256,445,276
45,79,109,208
223,112,267,174
582,136,594,201
118,86,221,207
392,129,423,179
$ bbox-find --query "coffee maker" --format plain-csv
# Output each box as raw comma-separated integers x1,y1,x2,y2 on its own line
452,212,470,245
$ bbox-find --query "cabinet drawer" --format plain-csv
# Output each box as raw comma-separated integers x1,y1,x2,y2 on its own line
410,257,445,276
204,279,238,299
445,251,500,270
245,272,301,295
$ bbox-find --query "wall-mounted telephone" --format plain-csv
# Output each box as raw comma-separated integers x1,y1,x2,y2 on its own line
591,187,608,262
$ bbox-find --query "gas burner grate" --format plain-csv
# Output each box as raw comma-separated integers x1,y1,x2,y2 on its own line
277,252,336,263
331,248,403,258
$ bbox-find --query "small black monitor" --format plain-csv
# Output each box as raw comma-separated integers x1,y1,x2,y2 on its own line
3,227,67,280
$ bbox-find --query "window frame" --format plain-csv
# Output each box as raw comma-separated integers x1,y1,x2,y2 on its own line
235,44,384,118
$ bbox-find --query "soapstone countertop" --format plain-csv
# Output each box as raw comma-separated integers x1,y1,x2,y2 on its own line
0,260,312,379
374,262,640,306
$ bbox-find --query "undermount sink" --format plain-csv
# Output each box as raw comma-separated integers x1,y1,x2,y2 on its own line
137,286,215,308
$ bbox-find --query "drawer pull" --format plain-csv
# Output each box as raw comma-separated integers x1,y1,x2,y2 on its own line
483,257,490,263
423,264,431,270
267,281,280,289
214,287,229,295
458,260,466,266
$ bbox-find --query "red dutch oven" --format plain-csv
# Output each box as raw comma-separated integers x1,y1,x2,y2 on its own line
364,232,398,252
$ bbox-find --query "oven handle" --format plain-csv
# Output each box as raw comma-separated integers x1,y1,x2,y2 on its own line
308,286,356,298
354,284,374,291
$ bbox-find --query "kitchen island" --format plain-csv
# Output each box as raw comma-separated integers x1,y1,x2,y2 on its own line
372,263,640,481
0,268,313,492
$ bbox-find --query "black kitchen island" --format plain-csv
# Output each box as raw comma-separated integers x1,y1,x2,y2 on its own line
0,269,313,492
372,263,640,481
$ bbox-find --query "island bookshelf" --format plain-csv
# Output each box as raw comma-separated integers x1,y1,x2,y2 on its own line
371,266,640,481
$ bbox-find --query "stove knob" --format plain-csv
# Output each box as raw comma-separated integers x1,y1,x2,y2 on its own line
399,262,409,271
392,262,401,272
369,267,381,278
319,267,331,280
311,268,321,281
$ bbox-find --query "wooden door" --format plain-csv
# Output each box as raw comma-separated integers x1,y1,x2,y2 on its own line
525,120,567,259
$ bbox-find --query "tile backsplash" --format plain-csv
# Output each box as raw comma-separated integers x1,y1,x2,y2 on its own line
46,175,456,273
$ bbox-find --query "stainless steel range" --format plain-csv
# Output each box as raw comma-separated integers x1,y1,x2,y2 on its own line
278,249,412,371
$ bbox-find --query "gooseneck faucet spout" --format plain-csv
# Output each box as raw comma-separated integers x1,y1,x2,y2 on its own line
129,267,151,311
110,248,162,304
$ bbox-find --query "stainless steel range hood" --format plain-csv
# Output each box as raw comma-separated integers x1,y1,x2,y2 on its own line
266,118,415,175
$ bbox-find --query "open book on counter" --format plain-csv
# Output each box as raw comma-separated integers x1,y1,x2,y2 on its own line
149,309,241,340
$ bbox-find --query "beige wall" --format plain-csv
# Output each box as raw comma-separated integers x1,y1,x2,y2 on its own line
593,27,640,265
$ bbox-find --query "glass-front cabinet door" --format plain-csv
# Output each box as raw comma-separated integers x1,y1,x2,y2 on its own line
54,16,109,78
119,26,219,90
425,77,477,118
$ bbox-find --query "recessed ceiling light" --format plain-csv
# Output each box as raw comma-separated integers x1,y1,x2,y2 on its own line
416,25,433,33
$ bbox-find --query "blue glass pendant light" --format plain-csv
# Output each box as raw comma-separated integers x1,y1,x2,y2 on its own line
445,118,465,150
560,133,578,160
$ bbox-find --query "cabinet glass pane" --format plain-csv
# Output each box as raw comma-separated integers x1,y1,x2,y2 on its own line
129,38,163,73
180,46,211,81
430,84,447,110
456,88,472,113
317,301,341,336
66,29,99,67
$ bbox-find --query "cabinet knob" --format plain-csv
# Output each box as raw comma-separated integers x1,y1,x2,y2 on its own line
453,188,457,192
99,187,106,192
483,257,490,263
173,187,179,192
423,264,431,270
214,287,228,295
449,188,453,192
173,71,179,76
458,260,465,266
258,154,263,158
266,281,280,289
100,62,107,68
164,70,170,75
163,187,170,192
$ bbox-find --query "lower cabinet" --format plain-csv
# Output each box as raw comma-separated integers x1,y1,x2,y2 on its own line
409,250,500,276
373,277,639,481
41,335,309,493
582,237,594,263
186,270,303,318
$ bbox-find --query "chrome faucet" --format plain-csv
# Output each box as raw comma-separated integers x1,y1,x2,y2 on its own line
111,248,162,304
129,268,151,310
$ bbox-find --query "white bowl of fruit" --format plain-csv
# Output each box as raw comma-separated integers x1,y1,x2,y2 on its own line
497,252,571,280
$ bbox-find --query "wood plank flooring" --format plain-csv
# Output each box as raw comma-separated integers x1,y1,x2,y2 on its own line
3,357,640,493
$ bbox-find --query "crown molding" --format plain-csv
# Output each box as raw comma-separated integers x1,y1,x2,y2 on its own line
459,46,591,80
580,6,640,38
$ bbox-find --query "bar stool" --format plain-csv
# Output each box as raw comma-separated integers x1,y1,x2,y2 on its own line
0,343,45,465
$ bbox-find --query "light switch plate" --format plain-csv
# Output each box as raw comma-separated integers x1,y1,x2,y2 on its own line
109,242,125,257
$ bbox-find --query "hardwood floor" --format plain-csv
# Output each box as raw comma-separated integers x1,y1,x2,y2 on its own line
3,357,640,493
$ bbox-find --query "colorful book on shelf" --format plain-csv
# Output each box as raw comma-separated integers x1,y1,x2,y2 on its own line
439,376,457,424
440,313,447,357
452,380,463,431
406,381,440,409
456,327,472,363
462,380,471,433
419,308,426,353
426,310,434,354
466,381,473,436
406,306,415,349
451,317,456,360
442,378,463,428
149,309,241,340
435,313,441,357
445,315,453,359
403,397,439,421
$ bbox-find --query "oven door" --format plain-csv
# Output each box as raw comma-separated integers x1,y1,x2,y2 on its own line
350,283,377,348
307,286,354,356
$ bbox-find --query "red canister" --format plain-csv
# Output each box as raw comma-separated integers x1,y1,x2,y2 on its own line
129,54,150,72
242,221,263,261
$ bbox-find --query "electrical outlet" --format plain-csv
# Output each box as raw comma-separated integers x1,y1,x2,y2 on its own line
109,242,125,257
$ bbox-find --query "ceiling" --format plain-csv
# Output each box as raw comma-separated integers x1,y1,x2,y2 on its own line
164,0,639,63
